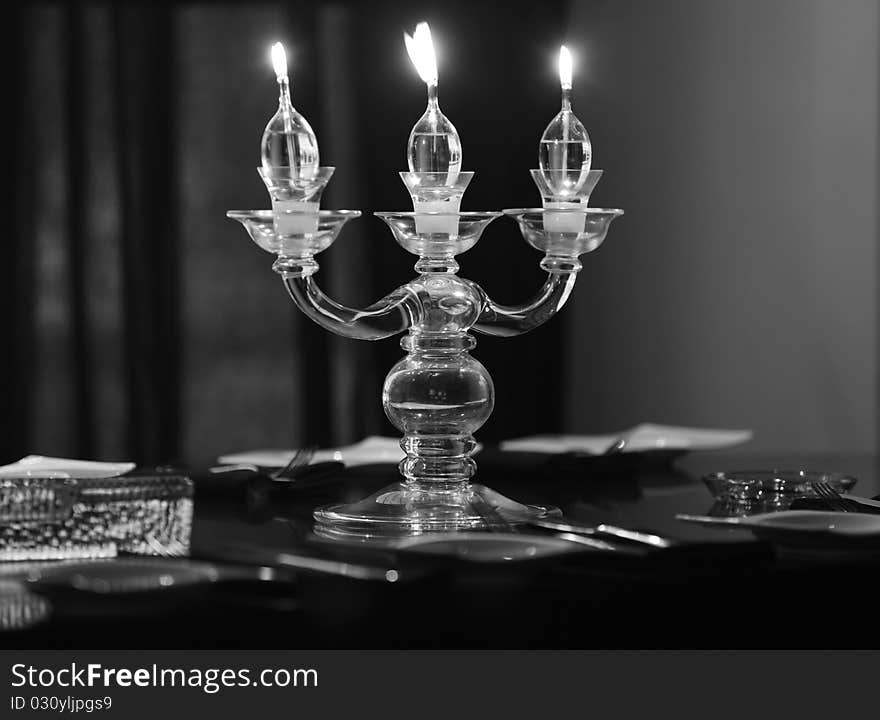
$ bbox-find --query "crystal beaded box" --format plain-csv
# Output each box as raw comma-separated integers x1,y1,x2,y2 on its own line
0,473,194,562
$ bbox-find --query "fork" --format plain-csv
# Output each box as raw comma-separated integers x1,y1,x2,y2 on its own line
603,435,629,455
811,481,863,513
209,445,317,480
271,445,317,481
528,517,675,548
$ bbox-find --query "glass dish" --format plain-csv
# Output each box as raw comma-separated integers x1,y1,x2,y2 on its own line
704,470,857,515
398,532,585,562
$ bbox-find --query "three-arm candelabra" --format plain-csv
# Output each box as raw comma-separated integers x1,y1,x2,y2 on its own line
227,34,622,541
229,167,621,540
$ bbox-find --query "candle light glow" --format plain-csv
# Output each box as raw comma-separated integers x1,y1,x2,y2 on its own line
404,22,438,87
271,42,288,82
558,45,573,90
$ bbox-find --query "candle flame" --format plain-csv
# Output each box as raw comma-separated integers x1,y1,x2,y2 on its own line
404,21,438,87
559,45,573,90
271,42,288,81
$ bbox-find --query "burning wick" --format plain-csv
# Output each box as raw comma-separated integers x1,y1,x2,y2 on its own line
559,45,573,92
271,41,288,83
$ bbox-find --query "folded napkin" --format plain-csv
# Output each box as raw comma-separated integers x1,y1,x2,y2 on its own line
500,424,753,455
0,456,135,479
218,436,405,468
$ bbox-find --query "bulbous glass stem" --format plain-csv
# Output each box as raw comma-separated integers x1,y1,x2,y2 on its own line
473,270,578,337
383,333,492,493
282,275,418,340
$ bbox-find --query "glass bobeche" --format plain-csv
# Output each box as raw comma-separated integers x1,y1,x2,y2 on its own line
503,207,623,266
376,211,500,258
227,210,361,257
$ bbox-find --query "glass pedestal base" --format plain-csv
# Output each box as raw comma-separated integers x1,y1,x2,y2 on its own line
313,483,557,542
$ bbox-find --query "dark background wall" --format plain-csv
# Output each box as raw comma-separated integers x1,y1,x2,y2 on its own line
567,0,879,454
2,0,878,464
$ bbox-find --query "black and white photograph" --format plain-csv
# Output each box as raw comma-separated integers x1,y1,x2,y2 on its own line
1,0,879,714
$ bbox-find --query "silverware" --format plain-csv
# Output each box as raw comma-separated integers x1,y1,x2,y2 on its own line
811,481,864,512
603,435,629,455
272,445,317,480
203,543,402,583
528,518,675,549
209,446,318,482
551,532,631,552
675,514,749,527
25,558,296,595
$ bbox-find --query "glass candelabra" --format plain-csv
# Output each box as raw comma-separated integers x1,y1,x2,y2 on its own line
228,163,622,541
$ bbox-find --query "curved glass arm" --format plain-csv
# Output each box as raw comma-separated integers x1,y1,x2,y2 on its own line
473,272,578,337
282,276,417,340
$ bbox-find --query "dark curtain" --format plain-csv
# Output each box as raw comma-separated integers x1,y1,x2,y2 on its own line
2,0,570,466
3,3,180,465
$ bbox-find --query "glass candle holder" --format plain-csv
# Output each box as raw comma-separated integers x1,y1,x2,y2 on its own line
400,171,474,235
227,209,361,276
229,161,623,542
502,208,624,271
258,166,334,234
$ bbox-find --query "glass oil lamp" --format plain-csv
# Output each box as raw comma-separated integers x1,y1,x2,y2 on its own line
401,22,470,234
258,42,333,236
404,22,462,177
261,42,319,176
538,45,591,198
531,45,603,232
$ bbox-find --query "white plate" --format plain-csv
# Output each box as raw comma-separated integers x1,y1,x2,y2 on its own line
27,559,222,594
0,456,135,479
500,424,753,455
677,510,880,548
398,533,586,562
218,436,401,468
219,436,482,469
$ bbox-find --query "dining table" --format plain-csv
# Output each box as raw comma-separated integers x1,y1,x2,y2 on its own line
5,447,880,649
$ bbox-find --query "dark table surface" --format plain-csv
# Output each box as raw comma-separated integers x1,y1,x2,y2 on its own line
6,449,880,649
